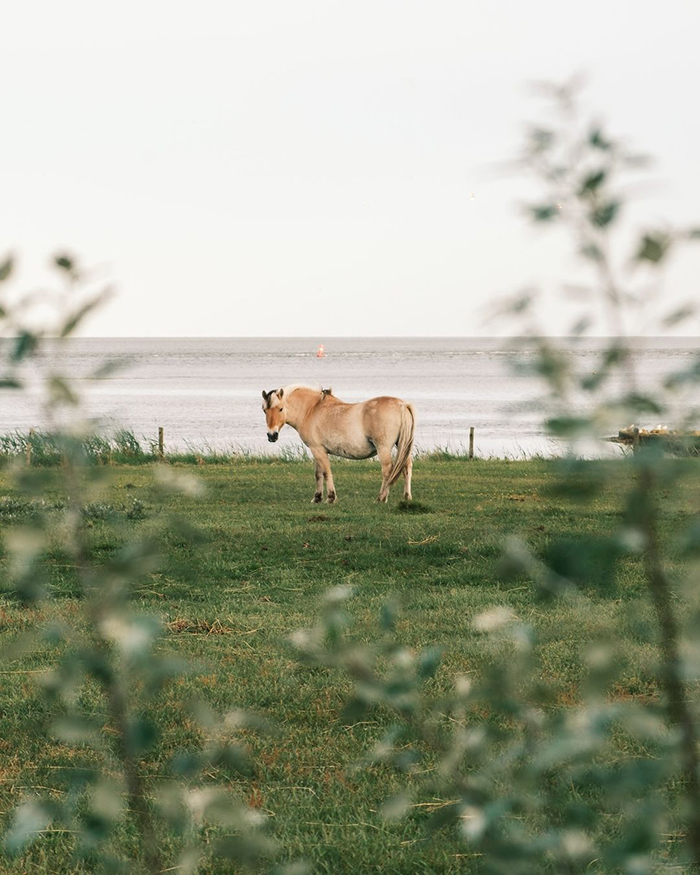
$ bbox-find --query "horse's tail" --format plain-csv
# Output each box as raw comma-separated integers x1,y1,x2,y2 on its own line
387,402,416,487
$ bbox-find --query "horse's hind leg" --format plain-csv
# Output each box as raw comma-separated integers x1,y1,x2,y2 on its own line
403,457,413,500
377,447,393,503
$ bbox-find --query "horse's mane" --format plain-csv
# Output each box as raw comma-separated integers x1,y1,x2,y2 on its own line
279,383,322,397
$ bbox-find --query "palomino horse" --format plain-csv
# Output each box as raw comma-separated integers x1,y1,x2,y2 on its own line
261,385,415,503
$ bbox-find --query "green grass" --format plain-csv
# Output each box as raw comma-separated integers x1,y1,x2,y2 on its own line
0,457,697,872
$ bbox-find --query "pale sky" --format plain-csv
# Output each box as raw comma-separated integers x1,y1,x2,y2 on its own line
2,0,699,337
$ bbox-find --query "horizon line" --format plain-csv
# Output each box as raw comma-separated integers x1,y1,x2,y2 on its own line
7,334,700,341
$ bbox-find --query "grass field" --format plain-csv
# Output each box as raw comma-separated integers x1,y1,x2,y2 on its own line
0,457,698,873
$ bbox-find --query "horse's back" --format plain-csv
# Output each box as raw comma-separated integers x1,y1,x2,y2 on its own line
303,394,408,459
304,396,374,459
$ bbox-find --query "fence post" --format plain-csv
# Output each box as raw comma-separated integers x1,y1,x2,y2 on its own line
633,426,640,455
26,428,34,467
469,426,474,460
158,427,164,460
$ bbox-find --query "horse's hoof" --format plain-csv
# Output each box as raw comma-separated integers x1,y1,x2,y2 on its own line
377,495,388,503
312,493,323,503
327,492,337,504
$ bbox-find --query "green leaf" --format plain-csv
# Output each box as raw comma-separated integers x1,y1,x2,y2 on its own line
417,646,441,680
679,520,700,557
0,255,13,282
380,792,412,822
426,800,462,833
54,253,75,272
528,127,555,154
172,750,202,777
662,304,694,328
590,200,620,227
636,233,672,264
103,614,161,657
52,715,100,745
546,416,592,437
380,600,398,632
581,344,628,391
49,376,79,406
504,292,533,315
570,316,593,336
578,169,606,197
215,833,278,866
60,291,110,337
545,536,623,590
341,696,369,724
82,779,122,846
11,332,37,362
79,649,113,685
530,204,559,222
126,716,157,754
580,243,603,262
5,800,56,855
601,343,627,367
90,358,126,379
624,393,664,415
211,742,253,776
664,357,700,389
589,127,612,150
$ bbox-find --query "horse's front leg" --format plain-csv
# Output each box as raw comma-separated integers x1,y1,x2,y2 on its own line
310,447,336,504
324,457,337,504
312,459,324,503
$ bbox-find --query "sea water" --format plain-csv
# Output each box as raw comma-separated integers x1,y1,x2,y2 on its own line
0,337,698,457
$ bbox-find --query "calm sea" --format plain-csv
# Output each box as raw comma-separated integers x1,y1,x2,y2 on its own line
0,337,698,457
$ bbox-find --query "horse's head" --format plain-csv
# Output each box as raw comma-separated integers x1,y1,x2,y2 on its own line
261,388,286,442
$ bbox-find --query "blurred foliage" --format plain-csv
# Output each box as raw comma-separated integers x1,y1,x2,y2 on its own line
4,79,700,874
0,257,290,873
294,81,700,872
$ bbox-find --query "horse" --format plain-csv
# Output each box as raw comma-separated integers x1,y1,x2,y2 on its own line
261,384,415,503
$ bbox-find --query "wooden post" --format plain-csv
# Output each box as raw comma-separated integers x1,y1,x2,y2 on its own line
633,426,640,455
158,426,164,460
469,426,475,460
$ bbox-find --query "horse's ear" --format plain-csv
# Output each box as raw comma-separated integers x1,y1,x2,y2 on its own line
262,390,268,400
278,388,284,398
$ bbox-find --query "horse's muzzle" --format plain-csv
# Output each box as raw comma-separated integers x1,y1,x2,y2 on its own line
267,432,279,442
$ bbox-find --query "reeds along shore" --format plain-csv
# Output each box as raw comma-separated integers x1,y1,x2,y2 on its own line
7,427,700,467
0,429,495,467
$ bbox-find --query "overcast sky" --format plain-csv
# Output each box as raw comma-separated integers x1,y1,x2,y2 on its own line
2,0,699,337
